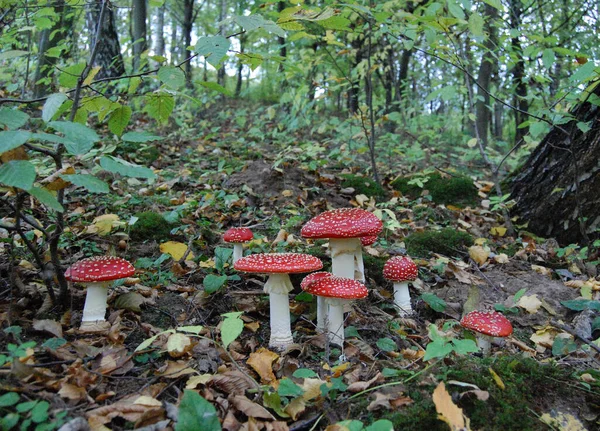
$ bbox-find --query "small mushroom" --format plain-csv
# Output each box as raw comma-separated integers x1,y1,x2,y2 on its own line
383,256,418,316
234,252,323,351
460,310,513,355
65,256,135,332
223,227,253,263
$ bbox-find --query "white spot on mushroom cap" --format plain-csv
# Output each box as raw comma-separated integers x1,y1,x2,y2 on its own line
383,256,418,282
65,256,135,282
301,208,383,239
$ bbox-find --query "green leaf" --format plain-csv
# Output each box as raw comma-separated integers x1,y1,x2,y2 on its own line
277,378,304,397
199,81,232,96
234,15,285,37
203,274,227,294
17,400,38,413
48,121,99,155
58,62,85,88
0,413,19,430
451,339,479,355
158,66,186,90
99,156,155,179
175,390,221,431
108,105,132,136
0,108,29,129
262,391,289,418
31,401,50,423
591,317,600,332
513,288,527,303
42,93,68,122
376,337,397,352
344,325,360,338
41,338,67,350
570,62,597,83
421,293,446,312
144,92,175,124
542,48,555,69
0,130,31,154
552,336,578,356
0,160,36,190
195,36,230,67
121,131,164,143
61,174,109,194
28,187,64,212
481,0,504,11
0,50,29,60
468,13,484,37
221,311,244,349
318,16,351,30
365,419,394,431
177,325,204,335
561,299,600,311
236,53,264,71
423,340,453,360
293,368,318,378
214,247,233,271
0,392,20,407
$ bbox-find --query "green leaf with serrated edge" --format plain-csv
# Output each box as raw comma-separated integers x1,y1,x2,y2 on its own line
421,293,446,312
144,92,175,124
221,312,244,349
203,274,227,294
175,390,221,431
277,378,304,397
561,299,600,311
158,66,185,90
0,160,36,190
177,325,203,335
48,121,99,155
0,392,20,407
28,187,64,212
108,105,132,136
423,340,453,360
365,419,394,431
195,36,230,67
58,62,85,88
122,131,165,142
451,339,479,355
234,15,285,37
135,329,175,352
199,81,232,96
0,130,31,154
42,93,68,122
61,174,109,194
99,156,155,179
293,368,318,378
0,108,29,129
376,337,396,352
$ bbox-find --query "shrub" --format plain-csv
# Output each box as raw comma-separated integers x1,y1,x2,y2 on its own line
341,174,387,198
391,172,478,205
405,228,474,257
131,211,172,241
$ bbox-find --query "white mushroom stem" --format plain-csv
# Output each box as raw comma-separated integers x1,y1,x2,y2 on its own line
316,298,327,333
329,238,361,279
393,281,413,316
354,250,365,282
325,297,350,347
232,244,244,263
82,282,110,323
476,334,493,355
264,273,294,351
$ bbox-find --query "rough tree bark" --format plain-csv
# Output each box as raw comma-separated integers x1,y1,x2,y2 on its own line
87,0,125,79
182,0,194,87
155,4,166,57
510,83,600,245
131,0,147,71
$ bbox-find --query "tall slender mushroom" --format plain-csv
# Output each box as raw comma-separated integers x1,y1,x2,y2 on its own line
234,253,323,351
301,208,382,330
302,275,367,346
223,227,253,263
383,256,418,316
65,256,135,332
460,311,513,355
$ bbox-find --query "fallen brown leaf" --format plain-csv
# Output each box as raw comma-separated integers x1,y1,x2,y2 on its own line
231,395,276,420
247,348,279,384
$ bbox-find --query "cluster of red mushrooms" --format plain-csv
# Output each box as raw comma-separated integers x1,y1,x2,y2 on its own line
65,208,513,355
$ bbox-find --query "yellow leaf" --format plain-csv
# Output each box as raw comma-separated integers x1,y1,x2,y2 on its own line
133,396,162,407
90,214,122,236
517,294,543,313
468,245,490,265
330,362,351,377
284,397,306,420
83,66,102,85
531,264,552,277
281,190,293,197
247,347,279,384
490,226,507,237
301,378,328,401
488,368,505,390
539,411,588,431
199,259,215,268
185,374,213,388
160,241,195,261
530,326,560,349
166,332,193,358
432,382,471,430
493,253,509,264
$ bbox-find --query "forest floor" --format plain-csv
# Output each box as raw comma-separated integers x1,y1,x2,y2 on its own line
1,103,600,431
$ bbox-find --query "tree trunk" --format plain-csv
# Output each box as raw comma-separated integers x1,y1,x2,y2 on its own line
155,4,166,57
509,84,600,245
131,0,147,71
217,0,227,87
87,0,125,79
182,0,194,87
509,0,528,144
235,33,246,97
347,34,363,114
170,15,178,64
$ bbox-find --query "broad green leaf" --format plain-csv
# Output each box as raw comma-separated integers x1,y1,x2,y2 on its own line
0,392,20,407
0,160,36,190
221,311,244,349
451,339,479,355
48,121,99,155
234,15,286,37
41,338,67,349
468,13,484,37
513,288,527,303
542,48,555,69
177,325,204,335
0,108,29,129
318,16,351,30
482,0,504,11
0,50,29,60
122,131,164,142
195,36,230,67
448,2,465,19
108,105,132,136
421,293,446,312
569,61,597,83
175,390,221,431
99,156,155,179
144,92,175,124
0,130,31,154
277,378,304,397
42,93,68,122
128,76,142,94
293,368,318,378
236,53,263,71
203,274,227,294
423,340,453,360
30,401,50,423
199,81,232,96
58,62,85,88
61,174,109,193
214,247,233,271
561,299,600,311
28,187,64,212
336,420,364,431
376,337,397,352
32,132,72,146
158,66,186,90
365,419,394,431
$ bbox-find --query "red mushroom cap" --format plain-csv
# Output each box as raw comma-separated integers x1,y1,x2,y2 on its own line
460,311,513,337
234,253,323,274
300,271,333,290
301,208,383,239
360,235,378,247
223,227,253,243
302,276,368,300
65,256,135,283
383,256,418,282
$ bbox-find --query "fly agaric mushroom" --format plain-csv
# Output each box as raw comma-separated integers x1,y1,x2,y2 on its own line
223,227,253,263
65,256,135,332
234,253,323,350
383,256,418,316
355,234,378,282
301,208,382,330
302,275,367,346
460,310,513,355
300,271,333,331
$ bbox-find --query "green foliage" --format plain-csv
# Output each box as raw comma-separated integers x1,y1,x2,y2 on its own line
341,174,386,198
405,228,474,257
0,393,68,431
423,323,478,360
391,172,478,205
421,293,446,312
221,312,244,349
176,390,221,431
130,211,173,241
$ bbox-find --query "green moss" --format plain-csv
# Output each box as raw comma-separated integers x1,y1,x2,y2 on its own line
363,254,386,285
341,174,386,198
131,211,172,241
391,172,478,205
405,227,473,257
